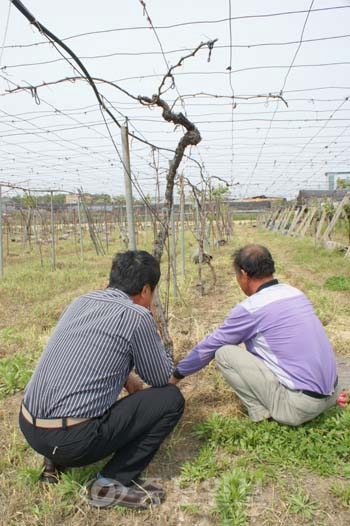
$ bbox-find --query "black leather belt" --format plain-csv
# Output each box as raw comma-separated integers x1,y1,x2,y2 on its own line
301,376,338,399
301,389,328,399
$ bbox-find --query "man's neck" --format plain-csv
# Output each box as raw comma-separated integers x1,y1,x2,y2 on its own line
255,277,278,294
249,276,276,295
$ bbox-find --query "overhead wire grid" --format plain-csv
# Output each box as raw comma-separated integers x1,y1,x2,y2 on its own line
0,0,349,200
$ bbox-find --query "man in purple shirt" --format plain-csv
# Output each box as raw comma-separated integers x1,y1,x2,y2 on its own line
170,244,340,426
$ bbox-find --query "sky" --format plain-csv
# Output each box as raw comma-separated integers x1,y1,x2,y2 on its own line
0,0,349,201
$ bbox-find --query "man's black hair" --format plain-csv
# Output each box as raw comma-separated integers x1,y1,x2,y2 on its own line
109,250,160,295
233,244,275,279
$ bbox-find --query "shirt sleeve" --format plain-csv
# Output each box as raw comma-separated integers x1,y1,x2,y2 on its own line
131,310,174,386
176,304,256,376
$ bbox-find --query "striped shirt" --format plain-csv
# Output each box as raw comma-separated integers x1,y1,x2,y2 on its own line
23,288,174,418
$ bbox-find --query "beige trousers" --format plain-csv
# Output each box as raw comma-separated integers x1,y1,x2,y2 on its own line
215,345,340,426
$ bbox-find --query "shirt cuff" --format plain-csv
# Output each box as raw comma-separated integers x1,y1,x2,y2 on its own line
172,368,185,380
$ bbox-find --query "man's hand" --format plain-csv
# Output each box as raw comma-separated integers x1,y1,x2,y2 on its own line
168,375,180,385
124,373,144,394
336,389,348,408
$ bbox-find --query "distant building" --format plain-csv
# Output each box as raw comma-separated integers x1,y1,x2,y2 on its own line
325,172,350,190
65,194,93,205
297,189,348,206
223,196,285,212
65,194,79,205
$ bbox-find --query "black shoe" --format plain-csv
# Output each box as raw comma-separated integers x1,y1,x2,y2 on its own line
84,477,162,509
39,457,66,484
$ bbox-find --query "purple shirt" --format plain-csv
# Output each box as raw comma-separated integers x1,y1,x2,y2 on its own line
176,282,337,394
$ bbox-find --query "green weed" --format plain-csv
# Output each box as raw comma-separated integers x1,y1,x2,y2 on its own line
0,327,26,346
179,503,202,514
286,489,319,519
59,465,98,488
180,444,228,486
214,468,253,526
17,466,43,488
1,427,29,469
0,354,34,398
54,474,84,511
324,276,350,291
329,481,350,508
31,500,54,521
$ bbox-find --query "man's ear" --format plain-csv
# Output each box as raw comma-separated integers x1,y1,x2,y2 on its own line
131,287,150,307
141,284,151,297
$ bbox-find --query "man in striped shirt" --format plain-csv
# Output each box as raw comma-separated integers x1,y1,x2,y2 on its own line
170,244,341,426
19,250,184,509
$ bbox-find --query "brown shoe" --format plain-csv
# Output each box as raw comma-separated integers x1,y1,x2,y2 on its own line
133,478,166,501
39,457,66,484
84,477,162,509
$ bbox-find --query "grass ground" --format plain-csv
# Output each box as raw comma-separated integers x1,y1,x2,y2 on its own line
0,222,349,525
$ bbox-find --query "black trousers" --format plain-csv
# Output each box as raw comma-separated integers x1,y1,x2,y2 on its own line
19,384,185,485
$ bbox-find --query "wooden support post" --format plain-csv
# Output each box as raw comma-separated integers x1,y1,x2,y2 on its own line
300,207,317,237
280,206,294,233
180,175,185,278
315,208,327,240
293,206,309,236
274,208,287,231
121,124,136,250
288,206,302,235
266,207,281,230
50,191,56,271
170,205,177,299
321,195,349,241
